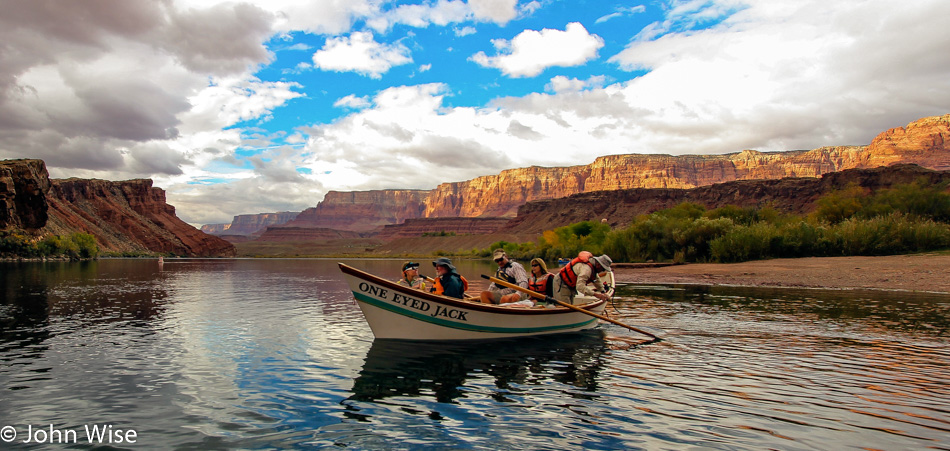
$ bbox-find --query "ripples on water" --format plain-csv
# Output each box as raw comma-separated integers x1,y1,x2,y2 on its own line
0,259,947,449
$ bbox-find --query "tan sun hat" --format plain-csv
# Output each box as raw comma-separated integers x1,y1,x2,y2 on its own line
591,254,612,271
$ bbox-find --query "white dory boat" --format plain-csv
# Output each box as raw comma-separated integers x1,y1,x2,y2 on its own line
339,263,614,340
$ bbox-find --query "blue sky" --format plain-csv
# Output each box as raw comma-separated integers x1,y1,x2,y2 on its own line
1,0,949,225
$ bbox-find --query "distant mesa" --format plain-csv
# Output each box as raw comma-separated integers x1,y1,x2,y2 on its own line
202,211,300,243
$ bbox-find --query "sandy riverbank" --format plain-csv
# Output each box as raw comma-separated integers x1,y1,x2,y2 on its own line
611,253,950,293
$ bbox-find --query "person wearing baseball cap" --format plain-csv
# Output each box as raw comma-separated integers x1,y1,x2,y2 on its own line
480,248,529,304
396,261,426,290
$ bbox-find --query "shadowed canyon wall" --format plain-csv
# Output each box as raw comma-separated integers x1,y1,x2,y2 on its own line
3,159,234,257
43,178,235,257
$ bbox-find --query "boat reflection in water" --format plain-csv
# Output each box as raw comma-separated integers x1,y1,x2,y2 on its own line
345,330,610,409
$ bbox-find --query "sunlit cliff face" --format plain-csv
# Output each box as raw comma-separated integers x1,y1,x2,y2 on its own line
278,115,950,232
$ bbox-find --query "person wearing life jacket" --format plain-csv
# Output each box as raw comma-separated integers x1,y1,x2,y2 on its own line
528,257,555,298
480,248,529,304
431,257,466,299
396,261,426,290
553,251,612,305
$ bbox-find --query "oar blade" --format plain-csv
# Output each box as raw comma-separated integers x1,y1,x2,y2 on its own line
604,322,667,340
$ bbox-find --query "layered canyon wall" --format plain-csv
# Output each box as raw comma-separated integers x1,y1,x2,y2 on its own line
43,178,235,257
505,164,950,235
426,114,949,218
285,114,950,234
269,189,429,239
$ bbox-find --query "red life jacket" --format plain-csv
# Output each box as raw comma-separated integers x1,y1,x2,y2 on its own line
558,256,595,289
528,273,554,297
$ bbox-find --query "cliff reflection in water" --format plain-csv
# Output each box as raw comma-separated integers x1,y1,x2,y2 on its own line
0,260,170,364
345,330,609,413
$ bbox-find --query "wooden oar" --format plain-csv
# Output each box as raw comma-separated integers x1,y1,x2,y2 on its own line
481,275,661,341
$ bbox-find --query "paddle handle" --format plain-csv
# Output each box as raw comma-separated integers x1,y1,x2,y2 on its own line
481,275,659,340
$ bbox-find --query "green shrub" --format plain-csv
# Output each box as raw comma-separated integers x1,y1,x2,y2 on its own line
811,184,867,224
533,220,610,261
812,180,950,224
72,233,99,259
709,223,781,263
601,208,733,262
0,231,99,259
833,213,950,255
0,231,35,256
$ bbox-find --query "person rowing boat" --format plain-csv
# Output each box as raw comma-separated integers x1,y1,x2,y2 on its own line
553,251,612,305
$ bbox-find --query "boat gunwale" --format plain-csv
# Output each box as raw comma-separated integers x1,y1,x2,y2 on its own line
339,262,607,315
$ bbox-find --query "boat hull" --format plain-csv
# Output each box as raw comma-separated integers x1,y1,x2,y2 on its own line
339,263,608,340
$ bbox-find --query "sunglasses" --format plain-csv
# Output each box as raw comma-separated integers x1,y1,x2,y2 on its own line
494,258,504,263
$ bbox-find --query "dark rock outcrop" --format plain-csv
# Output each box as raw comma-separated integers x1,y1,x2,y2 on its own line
0,159,51,231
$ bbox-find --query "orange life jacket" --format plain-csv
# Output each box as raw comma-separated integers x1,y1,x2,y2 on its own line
528,273,554,297
558,256,595,289
432,275,469,295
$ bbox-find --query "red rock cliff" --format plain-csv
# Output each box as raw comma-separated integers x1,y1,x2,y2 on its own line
44,178,235,257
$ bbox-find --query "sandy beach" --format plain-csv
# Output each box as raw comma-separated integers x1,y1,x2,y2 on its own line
612,253,950,293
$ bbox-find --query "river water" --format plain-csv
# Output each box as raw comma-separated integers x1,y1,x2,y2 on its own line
0,259,947,450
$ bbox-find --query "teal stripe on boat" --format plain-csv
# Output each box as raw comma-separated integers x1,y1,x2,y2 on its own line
353,291,596,334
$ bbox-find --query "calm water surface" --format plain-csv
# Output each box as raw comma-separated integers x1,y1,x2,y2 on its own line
0,259,947,449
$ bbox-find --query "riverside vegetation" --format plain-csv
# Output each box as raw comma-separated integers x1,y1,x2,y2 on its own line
0,231,99,260
483,180,950,264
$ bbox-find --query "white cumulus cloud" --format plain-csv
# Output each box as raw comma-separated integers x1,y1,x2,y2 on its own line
311,32,412,79
471,22,605,77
